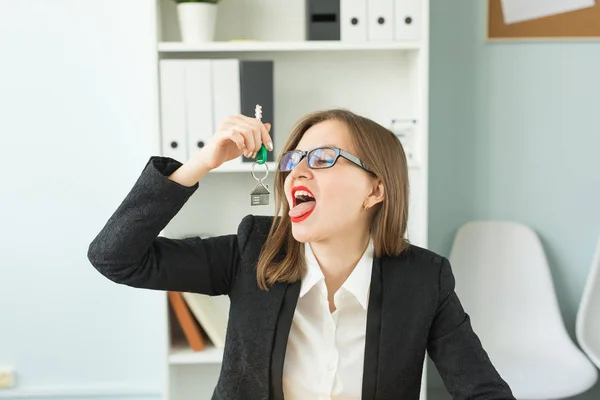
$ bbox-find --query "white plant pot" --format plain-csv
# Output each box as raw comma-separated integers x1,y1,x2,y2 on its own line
177,3,217,43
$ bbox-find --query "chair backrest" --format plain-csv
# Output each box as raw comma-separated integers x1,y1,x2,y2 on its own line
576,237,600,368
449,221,572,350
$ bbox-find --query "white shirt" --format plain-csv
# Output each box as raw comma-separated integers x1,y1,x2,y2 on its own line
282,240,374,400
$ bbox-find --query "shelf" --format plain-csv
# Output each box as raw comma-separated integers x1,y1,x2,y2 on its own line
158,40,421,53
169,344,224,365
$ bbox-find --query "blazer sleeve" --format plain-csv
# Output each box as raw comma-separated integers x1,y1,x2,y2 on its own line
87,156,253,296
427,256,516,400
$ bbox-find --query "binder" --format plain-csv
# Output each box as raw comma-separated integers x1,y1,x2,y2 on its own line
341,0,367,41
367,0,394,41
211,59,274,165
306,0,341,40
211,59,241,133
239,61,274,163
185,60,214,160
159,60,187,162
394,0,421,41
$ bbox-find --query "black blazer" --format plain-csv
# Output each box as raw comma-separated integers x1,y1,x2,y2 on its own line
87,156,515,400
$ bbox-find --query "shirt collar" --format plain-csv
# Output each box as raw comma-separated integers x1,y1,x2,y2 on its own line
300,240,374,310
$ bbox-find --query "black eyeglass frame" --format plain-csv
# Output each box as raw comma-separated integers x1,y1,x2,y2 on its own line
279,147,376,176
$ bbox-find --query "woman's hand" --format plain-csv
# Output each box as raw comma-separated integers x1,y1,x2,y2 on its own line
196,114,272,170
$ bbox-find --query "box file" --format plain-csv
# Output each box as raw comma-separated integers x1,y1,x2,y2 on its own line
341,0,367,41
394,0,421,41
185,60,214,160
159,60,187,162
367,0,394,41
239,61,274,163
306,0,341,40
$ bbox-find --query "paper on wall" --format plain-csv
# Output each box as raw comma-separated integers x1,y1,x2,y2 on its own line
500,0,595,24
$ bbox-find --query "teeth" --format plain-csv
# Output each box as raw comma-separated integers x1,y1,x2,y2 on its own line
294,190,314,199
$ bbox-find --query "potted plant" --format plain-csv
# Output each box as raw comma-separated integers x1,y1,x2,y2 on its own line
174,0,221,43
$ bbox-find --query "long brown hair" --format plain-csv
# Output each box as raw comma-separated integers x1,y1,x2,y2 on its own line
256,109,410,290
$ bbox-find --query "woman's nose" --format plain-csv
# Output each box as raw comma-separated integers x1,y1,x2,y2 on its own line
290,157,312,180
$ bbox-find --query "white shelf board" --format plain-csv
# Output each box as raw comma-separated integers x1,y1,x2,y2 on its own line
158,40,421,53
169,344,224,365
211,161,277,173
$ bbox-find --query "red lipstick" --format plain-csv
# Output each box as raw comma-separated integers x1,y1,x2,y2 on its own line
290,186,316,223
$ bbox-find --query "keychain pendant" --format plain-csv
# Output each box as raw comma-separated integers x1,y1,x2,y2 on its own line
251,181,270,206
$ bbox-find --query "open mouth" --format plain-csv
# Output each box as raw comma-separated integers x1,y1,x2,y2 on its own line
290,186,317,223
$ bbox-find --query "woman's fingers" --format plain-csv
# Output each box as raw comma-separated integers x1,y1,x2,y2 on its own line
230,114,272,156
262,123,273,151
219,121,254,157
227,128,245,152
219,114,272,158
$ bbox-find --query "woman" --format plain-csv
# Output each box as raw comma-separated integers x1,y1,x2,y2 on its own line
88,109,515,400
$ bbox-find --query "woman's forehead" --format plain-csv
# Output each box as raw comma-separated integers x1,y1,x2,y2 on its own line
296,120,354,152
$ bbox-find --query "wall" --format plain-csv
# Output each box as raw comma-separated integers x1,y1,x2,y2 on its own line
0,1,163,399
428,0,600,399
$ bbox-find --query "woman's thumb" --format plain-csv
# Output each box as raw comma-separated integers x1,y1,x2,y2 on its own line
264,122,271,132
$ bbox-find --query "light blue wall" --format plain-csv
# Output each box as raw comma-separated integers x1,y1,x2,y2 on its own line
0,1,165,399
429,0,600,398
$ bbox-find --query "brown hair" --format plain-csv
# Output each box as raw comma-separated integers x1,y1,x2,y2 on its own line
256,109,410,290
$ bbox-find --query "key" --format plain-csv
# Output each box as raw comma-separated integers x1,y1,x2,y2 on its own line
250,104,271,206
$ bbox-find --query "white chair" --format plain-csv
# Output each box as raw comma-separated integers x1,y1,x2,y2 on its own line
449,221,598,399
576,237,600,369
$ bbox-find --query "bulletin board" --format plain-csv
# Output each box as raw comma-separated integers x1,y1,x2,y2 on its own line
488,0,600,40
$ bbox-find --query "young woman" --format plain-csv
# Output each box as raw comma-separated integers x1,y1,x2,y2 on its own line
88,109,515,400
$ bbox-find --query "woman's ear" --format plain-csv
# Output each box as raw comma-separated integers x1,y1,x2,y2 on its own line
366,178,385,208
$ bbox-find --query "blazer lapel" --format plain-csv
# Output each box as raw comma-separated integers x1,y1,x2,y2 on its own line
362,256,384,400
270,280,301,400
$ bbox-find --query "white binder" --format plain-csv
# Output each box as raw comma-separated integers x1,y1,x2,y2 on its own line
211,59,241,127
394,0,421,41
211,59,242,168
184,60,214,161
367,0,394,41
159,60,187,162
341,0,367,42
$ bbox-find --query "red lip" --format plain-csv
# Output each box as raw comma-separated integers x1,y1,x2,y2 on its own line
291,185,316,208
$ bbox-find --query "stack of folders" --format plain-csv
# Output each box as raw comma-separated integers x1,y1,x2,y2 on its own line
306,0,421,42
168,291,230,351
159,59,274,166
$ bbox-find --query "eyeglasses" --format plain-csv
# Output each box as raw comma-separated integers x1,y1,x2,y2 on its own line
279,147,375,175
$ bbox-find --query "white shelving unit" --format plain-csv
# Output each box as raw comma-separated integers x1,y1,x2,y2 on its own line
169,344,224,365
158,40,421,52
154,0,430,399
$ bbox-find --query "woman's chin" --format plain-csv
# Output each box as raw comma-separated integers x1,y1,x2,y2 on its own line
291,226,312,243
290,221,321,243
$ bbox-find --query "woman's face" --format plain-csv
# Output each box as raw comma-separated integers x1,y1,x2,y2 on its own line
283,120,377,243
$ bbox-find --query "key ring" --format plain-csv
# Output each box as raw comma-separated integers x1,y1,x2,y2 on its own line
251,161,269,182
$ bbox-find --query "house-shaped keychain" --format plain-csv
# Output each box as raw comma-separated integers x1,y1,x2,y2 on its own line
250,181,270,206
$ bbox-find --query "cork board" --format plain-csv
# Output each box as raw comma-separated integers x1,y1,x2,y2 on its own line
488,0,600,40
